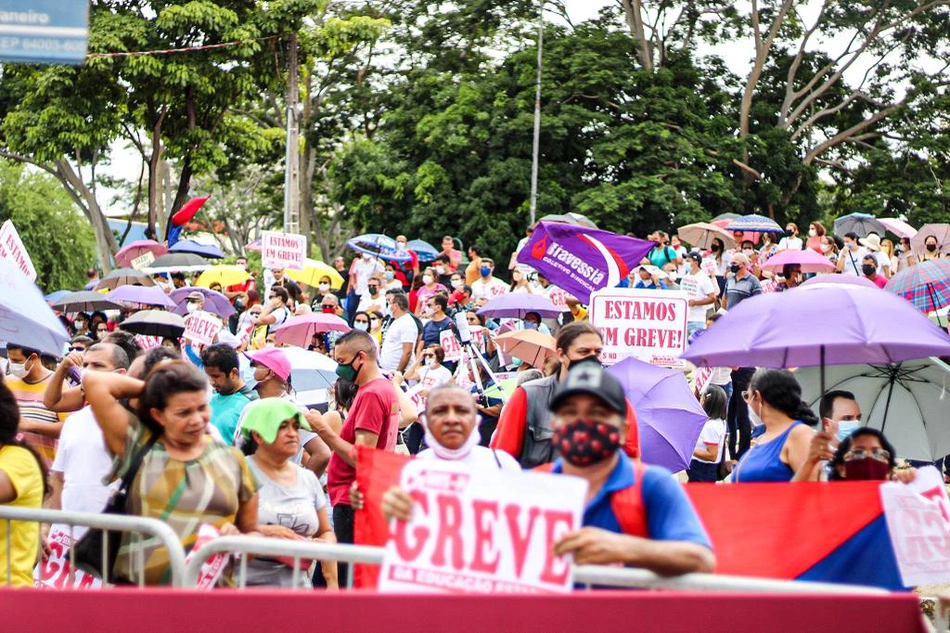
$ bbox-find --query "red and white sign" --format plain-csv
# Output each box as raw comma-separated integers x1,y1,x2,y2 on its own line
379,459,586,594
33,529,103,590
184,310,222,346
440,329,462,363
589,288,689,367
0,220,37,281
881,466,950,586
544,285,569,310
183,524,229,589
262,231,306,271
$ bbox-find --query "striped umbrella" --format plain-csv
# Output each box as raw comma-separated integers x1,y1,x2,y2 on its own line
884,259,950,316
723,214,785,234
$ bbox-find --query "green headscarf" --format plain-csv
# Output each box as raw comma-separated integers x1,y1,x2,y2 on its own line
240,399,311,444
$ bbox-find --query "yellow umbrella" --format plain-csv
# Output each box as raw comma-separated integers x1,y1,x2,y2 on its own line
286,258,345,289
195,265,251,288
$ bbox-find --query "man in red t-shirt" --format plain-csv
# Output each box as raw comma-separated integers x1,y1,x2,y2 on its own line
306,329,399,579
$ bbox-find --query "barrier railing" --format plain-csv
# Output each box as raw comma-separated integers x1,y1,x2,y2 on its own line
0,506,187,587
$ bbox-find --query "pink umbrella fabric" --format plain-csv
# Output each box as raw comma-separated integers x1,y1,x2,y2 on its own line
760,249,835,274
105,285,177,309
800,274,880,290
877,218,917,240
274,313,351,348
115,240,168,268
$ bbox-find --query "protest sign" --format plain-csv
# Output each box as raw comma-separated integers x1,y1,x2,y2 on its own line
379,459,586,594
880,466,950,586
130,251,155,270
0,220,37,281
184,310,222,346
262,231,306,271
440,329,462,363
183,524,229,589
33,528,102,590
589,288,689,366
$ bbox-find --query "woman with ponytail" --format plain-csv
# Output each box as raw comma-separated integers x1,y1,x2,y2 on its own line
731,369,817,483
0,381,49,586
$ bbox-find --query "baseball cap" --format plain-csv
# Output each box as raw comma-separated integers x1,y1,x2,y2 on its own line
687,251,703,264
187,290,205,302
549,359,627,415
240,399,311,444
245,347,291,382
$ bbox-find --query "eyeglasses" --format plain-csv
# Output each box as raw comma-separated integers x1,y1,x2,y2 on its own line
741,390,753,403
68,346,85,352
354,320,369,325
844,448,890,462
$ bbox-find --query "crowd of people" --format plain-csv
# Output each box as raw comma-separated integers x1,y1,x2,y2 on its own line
0,221,944,589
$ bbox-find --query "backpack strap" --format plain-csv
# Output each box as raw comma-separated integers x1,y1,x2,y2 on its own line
610,460,649,538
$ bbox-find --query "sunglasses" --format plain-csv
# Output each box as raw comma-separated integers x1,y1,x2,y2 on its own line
68,346,86,352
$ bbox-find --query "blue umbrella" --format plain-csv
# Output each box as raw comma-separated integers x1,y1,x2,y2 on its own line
44,290,72,303
408,239,439,262
0,259,70,356
607,356,708,473
723,214,785,234
833,212,886,239
346,233,412,262
169,239,225,259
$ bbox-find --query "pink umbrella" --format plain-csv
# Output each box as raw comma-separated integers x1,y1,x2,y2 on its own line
760,249,835,274
115,240,168,268
244,239,262,253
800,274,880,290
273,313,351,348
878,218,917,240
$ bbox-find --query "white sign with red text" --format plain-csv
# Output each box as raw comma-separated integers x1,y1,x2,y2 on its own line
183,524,229,589
440,329,462,363
0,220,37,281
379,459,586,594
262,231,306,271
589,288,689,367
880,466,950,586
33,529,102,590
184,309,222,346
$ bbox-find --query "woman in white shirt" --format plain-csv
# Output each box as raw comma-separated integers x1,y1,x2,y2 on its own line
404,344,453,391
687,385,728,483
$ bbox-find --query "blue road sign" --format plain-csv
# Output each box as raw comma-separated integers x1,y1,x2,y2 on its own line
0,0,89,65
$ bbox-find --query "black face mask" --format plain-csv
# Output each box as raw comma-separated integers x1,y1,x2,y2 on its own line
730,263,741,274
862,264,876,276
927,243,938,253
710,244,720,253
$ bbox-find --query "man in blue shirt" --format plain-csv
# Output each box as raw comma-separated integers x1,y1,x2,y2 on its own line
201,343,258,444
549,361,715,574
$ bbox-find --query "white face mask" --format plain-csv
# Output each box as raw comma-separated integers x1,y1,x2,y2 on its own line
318,283,330,293
742,248,754,257
450,280,462,289
7,361,28,379
354,322,369,331
422,275,433,285
808,228,817,237
820,243,832,253
435,266,445,275
186,302,200,314
424,357,434,367
748,401,765,429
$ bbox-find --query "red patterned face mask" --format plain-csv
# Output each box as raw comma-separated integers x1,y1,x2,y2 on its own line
553,418,621,467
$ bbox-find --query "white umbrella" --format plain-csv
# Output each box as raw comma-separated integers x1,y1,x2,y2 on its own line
797,358,950,461
0,259,70,356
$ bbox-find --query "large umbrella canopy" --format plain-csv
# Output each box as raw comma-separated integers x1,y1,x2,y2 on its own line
799,274,880,290
683,284,950,369
278,346,338,392
119,310,186,339
105,285,177,309
285,258,345,289
884,259,950,314
877,218,917,240
407,239,439,262
608,356,708,473
169,239,225,259
114,240,167,269
760,249,836,274
145,252,211,273
797,358,950,462
723,214,785,234
710,212,741,223
169,287,236,318
95,268,156,290
477,293,561,319
537,212,598,229
244,239,262,253
273,313,351,348
911,223,950,256
44,290,72,303
833,213,886,239
493,330,556,367
0,259,70,356
346,233,412,262
195,266,251,289
51,291,124,313
677,222,735,250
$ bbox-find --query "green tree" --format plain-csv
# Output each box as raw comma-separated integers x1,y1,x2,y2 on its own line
0,161,97,291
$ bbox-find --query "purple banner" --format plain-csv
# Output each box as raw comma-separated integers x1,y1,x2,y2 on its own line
517,222,656,303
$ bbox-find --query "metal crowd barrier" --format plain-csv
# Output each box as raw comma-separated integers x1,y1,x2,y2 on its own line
0,506,187,587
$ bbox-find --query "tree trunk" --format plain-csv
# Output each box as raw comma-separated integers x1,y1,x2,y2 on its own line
620,0,653,71
53,159,118,272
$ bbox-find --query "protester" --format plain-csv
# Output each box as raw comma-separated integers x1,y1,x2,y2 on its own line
470,258,509,301
880,238,897,277
268,268,302,304
5,344,65,465
722,253,760,310
415,267,448,315
896,236,917,272
491,323,640,467
201,344,259,444
369,310,385,345
860,233,891,277
921,234,942,261
83,362,261,584
0,381,49,587
352,311,372,333
357,274,388,317
680,252,717,336
523,310,551,335
647,231,681,270
403,344,453,392
775,264,802,291
239,399,338,589
820,234,839,264
828,428,916,483
777,223,803,251
380,293,418,373
465,244,483,285
687,385,728,483
439,235,462,274
861,254,887,289
631,265,668,290
805,222,826,252
708,237,731,295
730,369,817,483
257,286,292,336
421,294,455,349
836,232,867,276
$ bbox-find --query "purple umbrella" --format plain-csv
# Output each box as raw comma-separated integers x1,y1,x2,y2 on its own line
608,356,708,473
105,285,177,309
273,313,351,348
169,287,236,318
800,274,879,290
477,293,561,319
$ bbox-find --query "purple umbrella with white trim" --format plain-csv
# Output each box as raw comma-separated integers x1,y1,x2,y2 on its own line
169,287,236,318
105,285,177,309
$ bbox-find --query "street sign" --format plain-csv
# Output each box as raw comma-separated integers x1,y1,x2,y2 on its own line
0,0,89,65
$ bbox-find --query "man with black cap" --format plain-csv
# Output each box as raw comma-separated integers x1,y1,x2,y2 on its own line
548,361,715,574
679,252,717,337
